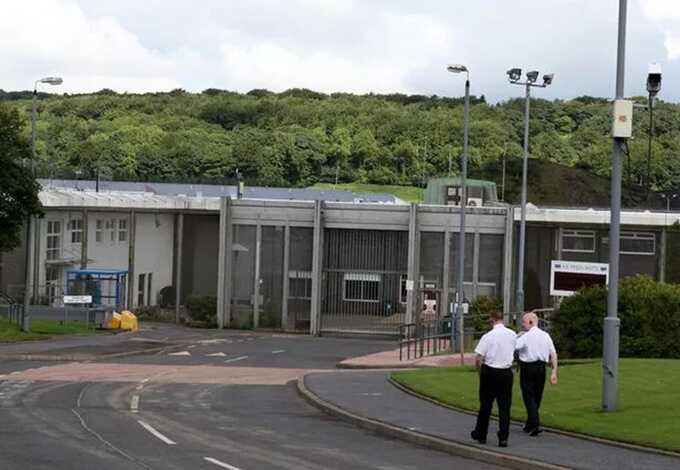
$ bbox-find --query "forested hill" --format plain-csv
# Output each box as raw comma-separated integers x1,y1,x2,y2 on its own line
4,88,680,201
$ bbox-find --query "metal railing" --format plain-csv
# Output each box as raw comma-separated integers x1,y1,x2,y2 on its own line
398,308,556,361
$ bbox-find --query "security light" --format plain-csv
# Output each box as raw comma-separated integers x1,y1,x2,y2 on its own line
447,64,468,74
526,70,539,83
507,68,522,82
543,73,554,86
647,63,661,97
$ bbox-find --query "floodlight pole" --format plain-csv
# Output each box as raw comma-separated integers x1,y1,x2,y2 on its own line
603,0,627,413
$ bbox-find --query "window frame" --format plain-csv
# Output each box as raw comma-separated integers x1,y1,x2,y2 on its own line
288,270,312,300
342,272,381,303
561,230,596,253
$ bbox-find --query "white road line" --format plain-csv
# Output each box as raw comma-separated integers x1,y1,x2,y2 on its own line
168,351,191,356
207,352,226,357
137,420,176,445
130,395,140,413
204,457,243,470
272,350,286,354
224,356,248,363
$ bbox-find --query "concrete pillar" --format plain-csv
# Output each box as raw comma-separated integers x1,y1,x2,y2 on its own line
406,203,418,324
174,213,184,323
502,207,514,316
217,198,227,329
224,199,234,326
282,224,290,330
127,210,136,310
253,223,262,329
80,210,88,270
310,201,323,335
442,230,451,318
32,217,41,303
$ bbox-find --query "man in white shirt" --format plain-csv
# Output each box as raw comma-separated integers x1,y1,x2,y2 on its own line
471,310,516,447
515,312,558,436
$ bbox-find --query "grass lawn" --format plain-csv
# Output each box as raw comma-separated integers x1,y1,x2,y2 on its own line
392,359,680,452
0,316,100,342
311,182,423,203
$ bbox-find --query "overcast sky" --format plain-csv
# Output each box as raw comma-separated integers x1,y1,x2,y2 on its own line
3,0,680,102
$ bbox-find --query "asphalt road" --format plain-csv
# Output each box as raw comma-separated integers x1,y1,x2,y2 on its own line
0,329,506,470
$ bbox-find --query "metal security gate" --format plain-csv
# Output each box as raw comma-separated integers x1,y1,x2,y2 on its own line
287,227,313,331
321,228,408,334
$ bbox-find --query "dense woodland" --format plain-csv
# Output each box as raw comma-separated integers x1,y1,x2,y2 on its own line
4,87,680,202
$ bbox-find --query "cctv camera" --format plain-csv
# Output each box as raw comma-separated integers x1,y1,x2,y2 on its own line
647,62,662,96
526,70,539,83
543,73,554,86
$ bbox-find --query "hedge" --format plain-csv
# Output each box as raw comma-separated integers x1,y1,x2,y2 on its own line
552,275,680,358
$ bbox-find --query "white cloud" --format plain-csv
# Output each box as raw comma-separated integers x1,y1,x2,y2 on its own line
640,0,680,60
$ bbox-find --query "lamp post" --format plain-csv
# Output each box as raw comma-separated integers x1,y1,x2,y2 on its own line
603,0,629,413
507,68,553,327
23,76,63,332
446,64,470,355
661,193,677,213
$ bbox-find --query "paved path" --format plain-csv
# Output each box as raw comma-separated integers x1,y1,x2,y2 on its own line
303,370,680,470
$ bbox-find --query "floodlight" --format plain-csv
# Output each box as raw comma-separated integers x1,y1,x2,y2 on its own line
526,70,539,83
647,63,661,97
507,68,522,81
38,77,63,85
447,64,468,74
543,73,554,86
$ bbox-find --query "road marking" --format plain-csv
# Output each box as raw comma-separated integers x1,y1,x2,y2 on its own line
359,392,383,397
130,395,140,413
272,350,286,354
224,356,248,363
169,351,191,356
204,457,242,470
237,339,244,343
138,420,176,445
207,352,227,357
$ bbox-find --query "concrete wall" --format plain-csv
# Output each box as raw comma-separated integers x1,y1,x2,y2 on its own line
0,224,27,298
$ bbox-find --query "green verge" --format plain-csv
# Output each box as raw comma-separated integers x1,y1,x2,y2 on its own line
392,359,680,453
311,183,423,203
0,316,100,342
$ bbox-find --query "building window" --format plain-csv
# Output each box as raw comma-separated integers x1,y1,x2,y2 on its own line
46,221,62,260
400,274,408,304
96,219,103,243
118,218,128,242
138,273,146,306
68,218,83,244
46,266,60,302
343,272,381,302
561,230,596,253
105,219,116,242
147,272,153,305
289,270,312,299
604,232,656,255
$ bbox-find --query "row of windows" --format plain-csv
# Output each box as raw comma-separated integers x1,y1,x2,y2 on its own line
289,271,408,303
96,219,128,243
561,230,655,255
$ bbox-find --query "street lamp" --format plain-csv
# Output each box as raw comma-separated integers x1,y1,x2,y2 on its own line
661,193,677,212
446,64,470,357
23,76,63,332
507,68,554,327
645,63,662,198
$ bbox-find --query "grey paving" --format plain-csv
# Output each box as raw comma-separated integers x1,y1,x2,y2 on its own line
304,370,680,470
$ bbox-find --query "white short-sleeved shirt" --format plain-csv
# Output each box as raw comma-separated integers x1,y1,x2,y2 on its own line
474,323,517,369
515,326,556,363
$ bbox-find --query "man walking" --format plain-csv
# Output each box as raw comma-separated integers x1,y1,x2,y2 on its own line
515,312,558,436
471,310,516,447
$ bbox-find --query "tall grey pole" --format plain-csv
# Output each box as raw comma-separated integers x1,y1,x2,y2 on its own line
603,0,627,412
453,76,470,353
515,82,531,327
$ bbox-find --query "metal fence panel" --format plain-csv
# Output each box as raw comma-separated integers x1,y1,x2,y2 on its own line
288,227,313,331
231,225,256,327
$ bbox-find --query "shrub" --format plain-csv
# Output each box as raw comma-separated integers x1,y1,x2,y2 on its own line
186,295,217,325
552,275,680,358
468,296,503,336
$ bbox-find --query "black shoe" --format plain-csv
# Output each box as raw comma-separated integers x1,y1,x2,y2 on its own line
498,439,508,447
522,425,531,433
529,428,543,437
470,430,486,444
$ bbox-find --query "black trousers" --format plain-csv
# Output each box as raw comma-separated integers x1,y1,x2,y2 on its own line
519,361,546,431
473,364,513,441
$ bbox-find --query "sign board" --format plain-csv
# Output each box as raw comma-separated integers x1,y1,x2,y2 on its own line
63,295,93,304
550,261,609,297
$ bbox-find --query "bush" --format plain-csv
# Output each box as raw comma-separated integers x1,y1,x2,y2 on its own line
186,295,217,325
552,275,680,358
468,296,503,337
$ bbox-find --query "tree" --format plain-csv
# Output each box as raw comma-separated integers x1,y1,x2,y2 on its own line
0,103,42,252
